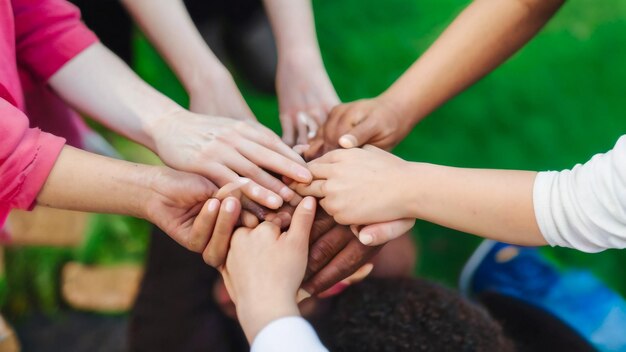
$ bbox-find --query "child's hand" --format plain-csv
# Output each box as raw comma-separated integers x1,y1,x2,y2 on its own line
322,97,413,151
219,197,317,341
293,146,413,226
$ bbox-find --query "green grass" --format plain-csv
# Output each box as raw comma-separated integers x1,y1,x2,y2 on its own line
3,0,626,316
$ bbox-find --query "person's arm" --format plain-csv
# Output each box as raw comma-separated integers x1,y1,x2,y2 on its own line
263,0,339,145
0,99,66,228
120,0,255,119
296,140,626,252
323,0,566,150
38,144,240,253
294,146,542,246
48,43,311,207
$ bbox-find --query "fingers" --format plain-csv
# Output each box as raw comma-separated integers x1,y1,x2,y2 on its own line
302,237,382,295
339,116,379,149
237,139,312,183
307,163,335,180
304,225,352,280
224,158,292,208
358,218,416,246
186,198,221,252
316,263,374,299
203,197,241,267
255,123,307,165
296,112,310,145
290,180,325,198
285,197,317,247
241,210,260,228
280,113,296,146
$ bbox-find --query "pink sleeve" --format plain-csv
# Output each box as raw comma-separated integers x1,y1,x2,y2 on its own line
13,0,99,82
0,98,65,227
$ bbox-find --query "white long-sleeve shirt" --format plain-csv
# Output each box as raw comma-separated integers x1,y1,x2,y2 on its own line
534,135,626,252
251,316,328,352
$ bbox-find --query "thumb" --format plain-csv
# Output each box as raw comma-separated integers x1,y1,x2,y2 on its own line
338,117,378,148
358,218,416,246
286,197,317,247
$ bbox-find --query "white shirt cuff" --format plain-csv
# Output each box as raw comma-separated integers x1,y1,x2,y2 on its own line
251,316,328,352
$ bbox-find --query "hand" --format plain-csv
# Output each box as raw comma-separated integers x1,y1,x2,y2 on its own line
276,52,339,146
322,96,413,151
219,197,317,342
293,145,413,226
149,110,312,209
301,209,414,295
142,167,238,255
188,68,256,122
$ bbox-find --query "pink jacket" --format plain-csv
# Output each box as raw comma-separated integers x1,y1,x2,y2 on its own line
0,0,97,227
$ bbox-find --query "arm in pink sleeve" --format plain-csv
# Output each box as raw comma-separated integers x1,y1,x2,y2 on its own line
13,0,98,82
0,98,65,227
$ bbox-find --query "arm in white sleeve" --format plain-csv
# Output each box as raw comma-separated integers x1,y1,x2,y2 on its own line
251,316,328,352
534,135,626,252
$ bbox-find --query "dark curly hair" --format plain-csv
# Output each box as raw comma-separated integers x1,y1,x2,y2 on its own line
313,277,515,352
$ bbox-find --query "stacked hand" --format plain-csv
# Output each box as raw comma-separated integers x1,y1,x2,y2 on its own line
322,96,413,151
219,197,316,341
149,110,312,210
276,52,340,146
293,145,416,246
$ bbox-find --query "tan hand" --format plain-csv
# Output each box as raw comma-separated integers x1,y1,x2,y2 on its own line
323,97,413,151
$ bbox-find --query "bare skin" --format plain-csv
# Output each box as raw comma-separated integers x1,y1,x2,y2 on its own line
294,145,544,247
321,0,565,151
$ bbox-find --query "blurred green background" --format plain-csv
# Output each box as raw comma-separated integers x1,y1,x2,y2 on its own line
3,0,626,320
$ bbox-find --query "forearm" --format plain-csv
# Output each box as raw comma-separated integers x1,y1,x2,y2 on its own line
382,0,565,124
406,163,545,245
263,0,322,61
48,43,183,151
37,145,156,219
121,0,229,94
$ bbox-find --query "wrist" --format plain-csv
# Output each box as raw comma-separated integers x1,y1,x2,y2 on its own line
278,45,324,68
376,88,421,130
236,293,300,342
404,162,436,220
143,108,187,153
127,164,163,219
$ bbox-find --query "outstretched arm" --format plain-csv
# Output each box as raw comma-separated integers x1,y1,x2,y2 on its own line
296,139,626,252
324,0,566,150
48,43,312,209
121,0,255,119
263,0,339,145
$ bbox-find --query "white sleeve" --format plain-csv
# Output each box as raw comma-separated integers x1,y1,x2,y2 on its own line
251,316,329,352
533,135,626,252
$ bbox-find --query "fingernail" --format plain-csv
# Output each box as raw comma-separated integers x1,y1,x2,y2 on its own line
297,168,311,181
236,177,251,185
302,197,315,210
251,185,261,197
225,199,236,212
268,195,282,208
279,186,295,200
359,233,374,245
296,288,312,303
208,199,219,212
339,135,358,148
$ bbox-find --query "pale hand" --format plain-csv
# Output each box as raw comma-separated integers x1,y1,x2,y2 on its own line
219,197,317,342
293,145,412,226
276,53,339,146
149,110,312,209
